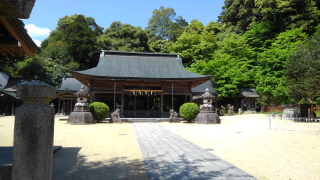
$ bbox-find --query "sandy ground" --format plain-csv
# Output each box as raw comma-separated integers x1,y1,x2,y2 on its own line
0,116,148,180
1,114,320,180
160,114,320,180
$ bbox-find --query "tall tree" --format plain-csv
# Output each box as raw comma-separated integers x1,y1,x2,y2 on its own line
284,31,320,104
148,6,188,41
218,0,257,33
171,19,218,66
97,21,149,52
62,15,98,69
255,28,307,106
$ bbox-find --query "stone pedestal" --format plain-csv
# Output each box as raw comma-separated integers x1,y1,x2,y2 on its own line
13,80,56,180
67,86,95,125
68,106,95,124
110,118,121,123
169,118,180,123
195,111,220,124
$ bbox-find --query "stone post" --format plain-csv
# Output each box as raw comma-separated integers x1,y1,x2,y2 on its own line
12,80,56,180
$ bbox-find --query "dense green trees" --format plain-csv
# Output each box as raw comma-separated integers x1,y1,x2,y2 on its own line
284,31,320,104
97,21,149,52
3,4,320,106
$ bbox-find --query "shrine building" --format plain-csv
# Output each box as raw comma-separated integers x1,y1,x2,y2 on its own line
70,50,212,118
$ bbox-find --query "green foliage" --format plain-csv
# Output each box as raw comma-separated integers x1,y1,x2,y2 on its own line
220,0,320,33
89,102,109,122
179,103,200,122
255,28,307,106
187,32,255,97
148,6,188,41
97,21,149,52
63,15,98,69
172,19,218,66
284,31,320,104
219,0,256,33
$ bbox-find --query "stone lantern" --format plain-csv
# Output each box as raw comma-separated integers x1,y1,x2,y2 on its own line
67,85,94,124
195,88,220,124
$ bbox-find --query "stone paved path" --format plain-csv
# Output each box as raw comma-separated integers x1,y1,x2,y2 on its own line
133,123,258,180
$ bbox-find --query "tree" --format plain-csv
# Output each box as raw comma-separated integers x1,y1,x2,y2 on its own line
255,28,307,106
97,21,149,52
171,19,218,66
255,0,320,32
148,6,188,41
219,0,320,33
187,32,255,97
284,31,320,104
218,0,257,33
62,15,98,69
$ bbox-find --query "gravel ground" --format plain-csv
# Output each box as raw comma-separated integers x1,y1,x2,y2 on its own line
160,114,320,180
0,116,148,180
1,114,319,180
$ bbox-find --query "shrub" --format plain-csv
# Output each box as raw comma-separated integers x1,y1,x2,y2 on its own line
89,102,109,123
179,103,200,122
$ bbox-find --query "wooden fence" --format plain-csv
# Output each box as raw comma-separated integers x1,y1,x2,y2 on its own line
262,105,320,112
261,106,284,112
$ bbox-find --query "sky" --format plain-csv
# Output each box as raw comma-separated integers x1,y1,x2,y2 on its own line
23,0,226,46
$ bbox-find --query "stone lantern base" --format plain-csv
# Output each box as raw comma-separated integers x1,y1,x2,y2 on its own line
67,106,95,124
195,111,220,124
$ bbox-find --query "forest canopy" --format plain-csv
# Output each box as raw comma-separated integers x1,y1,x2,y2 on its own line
2,1,320,106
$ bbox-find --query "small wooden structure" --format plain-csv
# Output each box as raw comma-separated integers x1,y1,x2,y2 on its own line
56,76,89,115
239,88,260,112
71,51,212,118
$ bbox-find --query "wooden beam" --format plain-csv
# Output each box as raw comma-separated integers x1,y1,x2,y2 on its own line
9,45,23,56
0,45,15,56
0,47,7,56
0,18,34,58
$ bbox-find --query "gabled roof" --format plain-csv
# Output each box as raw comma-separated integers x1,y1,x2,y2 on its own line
192,80,217,95
239,88,260,98
0,72,9,90
2,78,34,92
71,51,212,84
58,77,89,92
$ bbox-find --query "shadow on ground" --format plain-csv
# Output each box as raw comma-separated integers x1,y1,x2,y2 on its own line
52,147,148,180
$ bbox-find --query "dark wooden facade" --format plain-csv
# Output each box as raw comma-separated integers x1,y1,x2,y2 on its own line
71,51,212,118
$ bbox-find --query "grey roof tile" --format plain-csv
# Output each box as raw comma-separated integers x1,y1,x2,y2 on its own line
240,88,260,98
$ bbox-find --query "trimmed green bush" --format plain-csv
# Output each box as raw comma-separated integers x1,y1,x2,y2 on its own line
179,103,200,122
89,102,109,123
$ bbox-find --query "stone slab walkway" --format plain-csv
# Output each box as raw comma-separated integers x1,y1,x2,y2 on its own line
133,123,258,180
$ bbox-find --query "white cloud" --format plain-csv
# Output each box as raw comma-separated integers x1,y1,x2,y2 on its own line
32,39,41,47
103,5,113,9
25,24,50,37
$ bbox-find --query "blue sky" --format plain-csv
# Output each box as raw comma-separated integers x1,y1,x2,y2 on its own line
23,0,225,46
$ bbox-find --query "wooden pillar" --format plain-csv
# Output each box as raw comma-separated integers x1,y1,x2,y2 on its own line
248,99,251,111
121,92,124,118
185,95,187,103
114,81,116,111
215,100,217,113
255,99,257,112
58,98,60,114
12,101,14,116
71,99,73,112
134,93,136,116
172,82,174,110
147,95,149,117
189,93,193,102
161,93,163,117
